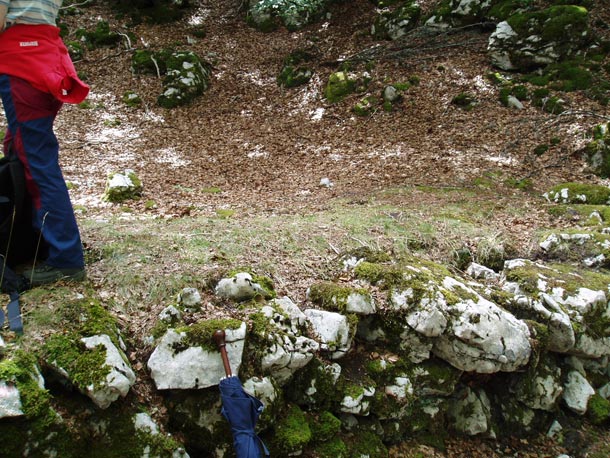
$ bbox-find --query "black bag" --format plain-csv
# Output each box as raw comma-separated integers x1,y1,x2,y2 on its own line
0,146,36,293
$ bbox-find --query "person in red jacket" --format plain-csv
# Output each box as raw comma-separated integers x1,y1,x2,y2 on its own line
0,1,89,286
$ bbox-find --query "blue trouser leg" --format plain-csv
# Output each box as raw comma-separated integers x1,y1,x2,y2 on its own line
0,75,84,269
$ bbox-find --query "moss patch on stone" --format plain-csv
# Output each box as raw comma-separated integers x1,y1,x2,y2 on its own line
272,404,313,454
545,182,610,205
177,318,243,352
587,394,610,425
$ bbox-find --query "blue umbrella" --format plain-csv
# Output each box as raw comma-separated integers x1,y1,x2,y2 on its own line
214,330,269,458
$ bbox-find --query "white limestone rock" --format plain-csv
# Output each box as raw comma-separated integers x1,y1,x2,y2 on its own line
178,287,202,311
81,334,137,409
467,262,499,281
304,309,353,359
147,322,246,390
159,305,182,324
448,387,492,436
261,334,319,384
0,381,23,418
215,272,270,302
513,360,563,411
488,21,518,70
562,370,595,415
433,278,531,373
340,386,376,416
346,292,376,315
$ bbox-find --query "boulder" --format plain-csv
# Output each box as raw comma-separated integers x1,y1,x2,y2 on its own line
488,6,591,71
372,2,421,40
433,277,531,373
147,322,247,389
304,309,354,359
215,272,274,301
562,370,595,415
81,334,137,409
157,51,211,108
247,0,329,32
103,169,143,203
447,387,492,436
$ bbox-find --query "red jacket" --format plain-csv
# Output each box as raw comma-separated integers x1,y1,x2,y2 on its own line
0,24,89,103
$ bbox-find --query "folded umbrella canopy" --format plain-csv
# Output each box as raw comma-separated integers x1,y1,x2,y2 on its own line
214,330,269,458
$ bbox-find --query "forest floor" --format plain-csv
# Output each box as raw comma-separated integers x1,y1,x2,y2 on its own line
5,0,610,456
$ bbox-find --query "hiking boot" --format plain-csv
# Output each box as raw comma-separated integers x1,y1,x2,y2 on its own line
24,264,86,286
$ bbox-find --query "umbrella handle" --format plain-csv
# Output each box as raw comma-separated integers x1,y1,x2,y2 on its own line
213,330,233,377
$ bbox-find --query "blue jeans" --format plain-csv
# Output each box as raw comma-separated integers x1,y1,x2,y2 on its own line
0,74,84,269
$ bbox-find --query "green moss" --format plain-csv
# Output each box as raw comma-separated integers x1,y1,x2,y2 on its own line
506,260,610,297
314,436,349,458
343,383,365,400
325,72,357,103
354,262,405,289
43,332,110,390
177,318,243,352
132,49,172,75
215,208,235,218
347,430,388,458
75,21,121,49
582,301,610,339
507,5,588,40
309,411,341,442
307,281,370,312
548,63,593,91
278,50,314,88
546,182,610,205
488,0,532,21
122,90,142,107
587,394,610,425
451,92,476,110
273,404,313,454
65,40,85,61
353,96,379,116
285,358,342,409
0,351,55,429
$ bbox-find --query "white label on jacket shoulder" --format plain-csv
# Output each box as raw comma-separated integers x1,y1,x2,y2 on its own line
19,41,39,47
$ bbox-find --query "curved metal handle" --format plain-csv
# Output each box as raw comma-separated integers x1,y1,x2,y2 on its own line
213,330,233,377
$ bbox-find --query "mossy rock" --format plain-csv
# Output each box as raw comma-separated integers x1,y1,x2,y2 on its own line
248,0,329,32
353,95,377,116
122,90,142,107
0,351,66,452
75,21,122,49
587,394,610,425
507,5,589,44
347,430,389,458
103,170,144,203
278,50,315,87
176,317,243,353
131,49,173,75
451,92,476,110
584,123,610,178
165,389,231,454
426,0,491,28
372,2,421,41
544,182,610,205
65,40,85,61
313,436,349,458
271,404,313,455
308,410,342,442
325,71,358,103
157,51,212,108
284,357,342,410
114,0,188,24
